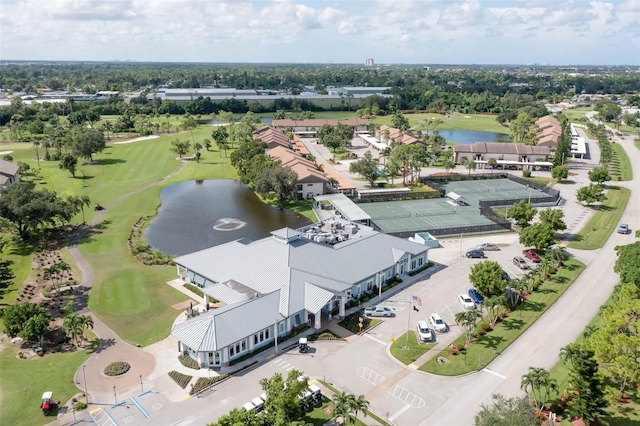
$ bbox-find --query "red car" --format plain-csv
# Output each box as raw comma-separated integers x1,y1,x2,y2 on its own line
523,249,541,263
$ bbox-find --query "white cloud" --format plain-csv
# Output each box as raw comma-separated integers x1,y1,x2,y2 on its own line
0,0,635,64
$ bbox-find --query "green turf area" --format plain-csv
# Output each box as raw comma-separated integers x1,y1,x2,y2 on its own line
567,186,630,250
618,124,640,137
610,142,633,181
522,176,555,187
561,110,589,124
82,187,188,346
636,139,640,151
419,258,586,375
0,346,92,426
390,331,435,365
372,112,508,133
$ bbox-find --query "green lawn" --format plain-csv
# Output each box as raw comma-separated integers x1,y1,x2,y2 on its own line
610,142,633,181
373,112,509,134
618,123,640,137
390,331,435,365
635,139,640,151
567,186,631,250
561,110,589,124
522,176,555,187
419,258,586,375
0,346,92,426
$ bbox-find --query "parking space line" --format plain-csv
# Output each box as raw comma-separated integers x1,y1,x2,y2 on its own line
356,367,385,386
387,385,425,408
388,404,412,422
482,368,506,379
362,333,386,346
286,365,295,371
129,396,150,419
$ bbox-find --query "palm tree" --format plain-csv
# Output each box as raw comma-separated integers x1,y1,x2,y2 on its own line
455,310,482,344
71,195,91,223
78,315,94,344
380,147,391,165
545,246,566,268
442,159,454,175
348,394,369,423
520,366,557,412
63,314,83,346
487,157,497,174
332,391,353,424
33,139,41,169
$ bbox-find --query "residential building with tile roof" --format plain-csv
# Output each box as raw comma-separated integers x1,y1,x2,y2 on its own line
375,125,421,146
454,142,552,171
171,219,429,368
536,115,562,149
0,160,20,188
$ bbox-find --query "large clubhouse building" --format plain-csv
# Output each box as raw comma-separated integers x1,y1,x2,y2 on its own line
171,219,429,368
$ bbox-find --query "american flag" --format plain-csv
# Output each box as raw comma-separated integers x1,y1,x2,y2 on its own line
412,295,422,306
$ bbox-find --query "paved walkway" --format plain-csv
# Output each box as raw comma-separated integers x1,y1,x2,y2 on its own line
56,162,189,425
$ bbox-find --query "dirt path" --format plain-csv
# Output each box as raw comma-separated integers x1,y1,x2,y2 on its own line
67,161,189,403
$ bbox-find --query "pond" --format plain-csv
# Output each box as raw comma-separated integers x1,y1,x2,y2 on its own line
205,118,273,125
422,129,511,144
144,180,312,255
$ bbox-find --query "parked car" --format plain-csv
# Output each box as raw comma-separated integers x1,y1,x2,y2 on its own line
513,256,530,269
429,313,447,332
465,249,486,259
617,224,629,234
458,293,476,310
502,270,511,282
415,320,433,342
468,288,484,304
523,249,541,263
364,306,392,317
476,242,500,251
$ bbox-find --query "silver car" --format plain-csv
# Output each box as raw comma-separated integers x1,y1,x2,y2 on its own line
364,306,392,317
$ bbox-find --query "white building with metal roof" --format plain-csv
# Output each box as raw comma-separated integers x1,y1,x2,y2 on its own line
171,219,429,368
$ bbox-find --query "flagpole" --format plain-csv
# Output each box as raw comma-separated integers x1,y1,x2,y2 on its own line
405,298,411,349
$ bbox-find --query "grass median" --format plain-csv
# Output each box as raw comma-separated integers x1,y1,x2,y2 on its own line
419,258,585,376
610,142,633,181
567,186,630,250
390,331,436,365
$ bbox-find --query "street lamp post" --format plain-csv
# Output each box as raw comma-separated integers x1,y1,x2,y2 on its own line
139,375,144,393
82,364,89,404
113,386,117,405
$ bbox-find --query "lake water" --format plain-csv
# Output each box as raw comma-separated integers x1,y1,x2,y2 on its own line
144,180,311,255
205,118,273,125
422,129,511,144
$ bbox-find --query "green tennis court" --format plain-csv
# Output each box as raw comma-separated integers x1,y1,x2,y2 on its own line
359,178,550,235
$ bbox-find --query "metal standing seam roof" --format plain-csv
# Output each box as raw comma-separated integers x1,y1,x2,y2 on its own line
172,291,284,351
314,193,371,222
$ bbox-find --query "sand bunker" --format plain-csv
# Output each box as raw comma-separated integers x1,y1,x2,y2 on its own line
113,135,159,145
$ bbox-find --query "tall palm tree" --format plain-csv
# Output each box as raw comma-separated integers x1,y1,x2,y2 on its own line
520,366,557,411
63,314,83,346
487,157,497,174
78,315,94,344
545,246,566,268
349,394,369,422
332,391,353,424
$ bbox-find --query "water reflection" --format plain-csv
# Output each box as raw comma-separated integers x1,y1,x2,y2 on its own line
144,179,311,255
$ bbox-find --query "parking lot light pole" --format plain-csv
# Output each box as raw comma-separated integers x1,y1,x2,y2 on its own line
139,375,144,393
82,364,89,403
113,386,117,404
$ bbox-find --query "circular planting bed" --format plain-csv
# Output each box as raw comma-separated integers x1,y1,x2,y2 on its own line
104,361,131,376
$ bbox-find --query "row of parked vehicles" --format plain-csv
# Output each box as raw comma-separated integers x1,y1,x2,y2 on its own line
243,378,322,414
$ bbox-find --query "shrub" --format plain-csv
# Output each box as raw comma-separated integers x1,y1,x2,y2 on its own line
190,374,229,395
178,354,201,370
307,330,345,341
104,361,131,376
184,283,204,298
522,170,532,178
74,402,88,411
168,370,192,389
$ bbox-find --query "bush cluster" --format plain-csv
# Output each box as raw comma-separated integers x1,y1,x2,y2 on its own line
104,361,131,376
307,330,345,341
178,354,201,370
189,375,229,395
74,402,88,411
168,370,193,389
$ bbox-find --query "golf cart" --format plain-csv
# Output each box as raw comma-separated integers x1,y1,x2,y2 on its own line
298,337,309,353
40,391,59,416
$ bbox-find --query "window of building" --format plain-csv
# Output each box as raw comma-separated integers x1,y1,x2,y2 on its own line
307,183,313,186
418,257,424,266
366,280,373,290
297,184,303,190
411,260,416,269
229,340,247,358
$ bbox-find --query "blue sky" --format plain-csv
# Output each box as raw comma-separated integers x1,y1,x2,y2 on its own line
1,0,638,65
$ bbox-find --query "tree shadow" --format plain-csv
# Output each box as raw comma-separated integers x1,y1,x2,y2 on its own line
78,220,112,245
75,175,95,180
535,286,558,294
95,338,117,354
477,334,505,349
8,241,35,256
500,317,525,330
94,158,126,166
520,300,545,312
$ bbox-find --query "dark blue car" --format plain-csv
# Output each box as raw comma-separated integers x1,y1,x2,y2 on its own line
468,288,484,304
